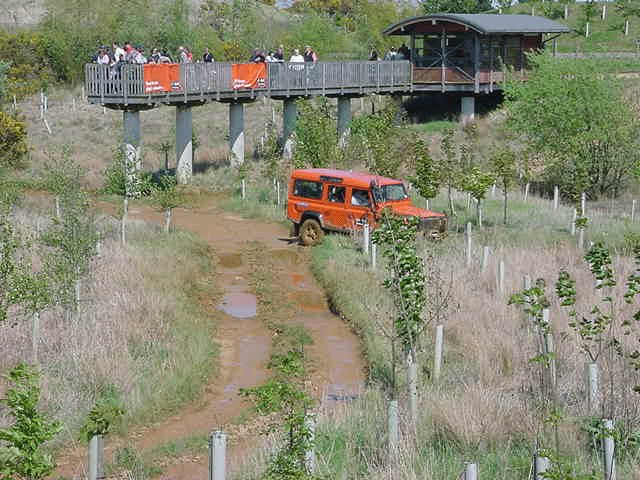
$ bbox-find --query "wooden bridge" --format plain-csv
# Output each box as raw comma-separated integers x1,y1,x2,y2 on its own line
84,59,507,109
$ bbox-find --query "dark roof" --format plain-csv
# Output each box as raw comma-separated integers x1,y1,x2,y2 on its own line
384,14,571,36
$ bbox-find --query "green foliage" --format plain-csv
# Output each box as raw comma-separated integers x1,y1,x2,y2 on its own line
542,3,566,20
556,243,616,362
615,0,640,20
0,111,28,170
348,107,407,178
580,417,640,463
0,363,61,479
0,192,51,323
293,98,337,169
410,140,440,200
372,211,426,360
151,173,183,211
102,147,128,196
422,0,492,14
536,449,598,480
0,62,8,104
503,53,640,199
80,398,125,442
509,278,551,333
40,152,99,309
489,146,517,224
0,31,53,98
240,349,316,480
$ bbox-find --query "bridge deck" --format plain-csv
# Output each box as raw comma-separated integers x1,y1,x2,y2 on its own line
85,60,503,109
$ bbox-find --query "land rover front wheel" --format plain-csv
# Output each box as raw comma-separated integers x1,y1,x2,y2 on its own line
299,219,324,246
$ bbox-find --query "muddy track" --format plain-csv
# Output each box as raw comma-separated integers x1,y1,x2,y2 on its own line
55,197,365,479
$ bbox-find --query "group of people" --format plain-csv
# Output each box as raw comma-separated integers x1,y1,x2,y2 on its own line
249,45,318,63
92,42,216,66
368,43,410,61
93,42,320,66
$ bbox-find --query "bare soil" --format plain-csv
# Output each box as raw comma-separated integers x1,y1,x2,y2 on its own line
54,194,365,479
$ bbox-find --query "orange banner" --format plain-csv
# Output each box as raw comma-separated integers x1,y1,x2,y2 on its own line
144,64,182,93
232,63,267,89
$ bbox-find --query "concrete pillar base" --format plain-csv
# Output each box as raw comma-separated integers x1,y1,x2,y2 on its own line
176,105,193,184
229,102,245,167
123,110,142,197
461,96,475,123
283,98,297,142
337,96,351,137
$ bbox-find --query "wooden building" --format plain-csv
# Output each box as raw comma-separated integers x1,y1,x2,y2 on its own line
383,13,570,93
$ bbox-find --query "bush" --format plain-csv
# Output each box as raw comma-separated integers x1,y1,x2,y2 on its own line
0,111,28,169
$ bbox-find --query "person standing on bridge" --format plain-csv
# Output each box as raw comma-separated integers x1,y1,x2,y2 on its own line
202,47,214,63
289,48,304,63
303,46,317,63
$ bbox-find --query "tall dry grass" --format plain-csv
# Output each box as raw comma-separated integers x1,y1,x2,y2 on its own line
308,190,640,478
0,197,218,435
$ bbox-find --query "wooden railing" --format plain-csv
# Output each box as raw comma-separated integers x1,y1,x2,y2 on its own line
84,61,413,105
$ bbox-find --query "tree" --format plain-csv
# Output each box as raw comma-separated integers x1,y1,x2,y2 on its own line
240,349,317,480
151,173,184,233
503,53,640,200
372,211,427,399
438,127,461,216
0,112,28,170
489,146,517,224
422,0,491,14
293,98,338,169
0,363,61,479
460,167,494,226
40,153,99,310
410,140,441,202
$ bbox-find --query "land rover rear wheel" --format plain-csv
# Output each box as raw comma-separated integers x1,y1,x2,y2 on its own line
299,219,324,246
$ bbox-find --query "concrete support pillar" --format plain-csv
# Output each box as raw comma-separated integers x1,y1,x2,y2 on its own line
123,109,142,197
229,102,245,167
390,94,403,125
176,104,193,185
337,96,351,137
283,98,297,141
461,96,475,123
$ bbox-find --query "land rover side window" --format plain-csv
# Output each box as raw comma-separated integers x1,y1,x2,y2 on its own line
293,179,323,200
351,189,370,207
328,185,346,204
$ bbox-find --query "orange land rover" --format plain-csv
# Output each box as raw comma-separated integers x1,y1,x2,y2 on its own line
287,168,447,246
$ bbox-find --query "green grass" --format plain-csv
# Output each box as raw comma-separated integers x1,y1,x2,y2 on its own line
505,1,640,54
406,120,458,136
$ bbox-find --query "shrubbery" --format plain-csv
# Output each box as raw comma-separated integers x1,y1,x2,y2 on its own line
0,111,28,170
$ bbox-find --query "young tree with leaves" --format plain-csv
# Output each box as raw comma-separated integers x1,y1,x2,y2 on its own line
410,139,441,204
40,154,99,311
460,167,494,227
0,363,61,479
293,98,338,169
438,127,460,216
240,348,317,480
489,146,517,224
372,211,427,400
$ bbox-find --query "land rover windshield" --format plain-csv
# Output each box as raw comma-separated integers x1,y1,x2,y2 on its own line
371,183,408,204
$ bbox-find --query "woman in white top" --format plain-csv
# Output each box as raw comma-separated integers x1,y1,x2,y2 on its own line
289,49,304,63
